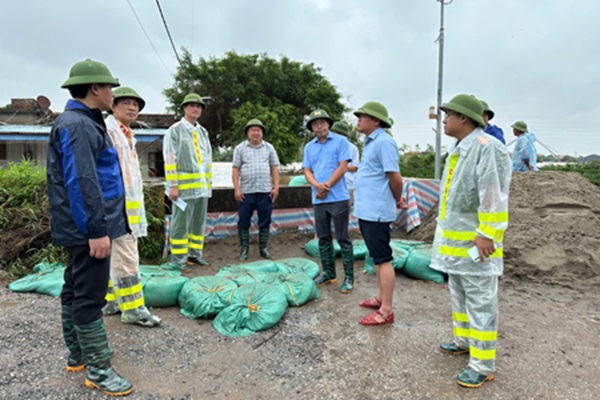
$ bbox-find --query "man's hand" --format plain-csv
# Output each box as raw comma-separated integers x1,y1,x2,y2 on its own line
473,235,495,262
397,197,408,209
315,182,330,199
234,188,245,202
168,186,179,201
271,187,279,203
89,236,111,259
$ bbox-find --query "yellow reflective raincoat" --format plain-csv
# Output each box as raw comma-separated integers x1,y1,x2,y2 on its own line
105,115,147,238
163,118,213,200
431,128,512,276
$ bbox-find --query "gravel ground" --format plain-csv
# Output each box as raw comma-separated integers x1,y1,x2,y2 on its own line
1,233,599,399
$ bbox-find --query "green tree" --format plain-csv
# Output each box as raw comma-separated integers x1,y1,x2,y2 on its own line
163,50,346,164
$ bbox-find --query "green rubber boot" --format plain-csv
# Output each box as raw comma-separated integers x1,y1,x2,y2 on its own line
238,228,250,261
456,367,495,388
314,243,337,286
340,247,354,293
439,342,469,355
76,319,134,396
259,228,273,259
61,306,84,372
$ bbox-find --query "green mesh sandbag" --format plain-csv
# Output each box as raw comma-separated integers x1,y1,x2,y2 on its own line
275,258,321,279
288,175,308,186
213,283,288,337
179,276,238,319
216,266,271,286
304,239,342,258
139,263,183,277
8,262,65,297
223,260,280,274
277,273,321,307
352,239,368,260
141,274,188,307
403,245,445,284
390,239,429,251
363,256,376,275
362,245,410,274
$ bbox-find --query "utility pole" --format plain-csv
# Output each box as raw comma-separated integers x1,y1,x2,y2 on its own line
434,0,453,180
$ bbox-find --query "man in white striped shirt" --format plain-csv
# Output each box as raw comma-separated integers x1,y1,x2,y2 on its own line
232,119,280,260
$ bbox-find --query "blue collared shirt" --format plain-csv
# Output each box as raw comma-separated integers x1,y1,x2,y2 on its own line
353,128,400,222
302,132,350,204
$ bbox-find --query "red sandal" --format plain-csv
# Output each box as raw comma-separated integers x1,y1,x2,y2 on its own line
359,310,394,326
359,297,382,309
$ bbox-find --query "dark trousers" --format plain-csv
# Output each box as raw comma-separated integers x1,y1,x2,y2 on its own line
237,193,273,230
61,245,110,325
314,200,352,251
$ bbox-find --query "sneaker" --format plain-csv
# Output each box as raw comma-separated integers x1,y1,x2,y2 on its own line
187,257,209,266
123,314,161,328
102,302,120,316
456,367,494,388
439,342,469,355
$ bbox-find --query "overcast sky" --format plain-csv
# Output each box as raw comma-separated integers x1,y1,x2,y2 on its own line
1,0,599,156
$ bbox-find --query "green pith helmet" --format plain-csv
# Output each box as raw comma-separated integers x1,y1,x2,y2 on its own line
244,118,266,135
480,100,495,120
113,86,146,111
331,121,350,136
61,59,120,88
180,93,207,110
440,94,485,128
306,109,333,131
511,120,528,133
353,101,393,128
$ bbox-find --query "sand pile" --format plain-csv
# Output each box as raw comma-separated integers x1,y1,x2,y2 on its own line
408,171,600,287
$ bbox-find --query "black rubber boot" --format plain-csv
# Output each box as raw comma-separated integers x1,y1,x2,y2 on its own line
76,319,134,396
259,228,273,259
314,243,337,286
238,228,250,261
340,247,354,293
61,305,84,372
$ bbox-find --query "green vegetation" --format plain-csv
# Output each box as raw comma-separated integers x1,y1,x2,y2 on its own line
398,145,441,179
0,161,166,279
164,50,346,164
541,160,600,187
0,160,66,278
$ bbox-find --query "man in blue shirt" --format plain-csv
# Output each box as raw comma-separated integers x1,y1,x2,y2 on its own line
353,102,403,326
303,109,354,293
480,100,505,144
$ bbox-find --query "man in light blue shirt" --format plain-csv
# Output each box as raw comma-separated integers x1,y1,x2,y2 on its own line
331,121,360,206
511,121,538,172
353,102,403,327
303,109,354,293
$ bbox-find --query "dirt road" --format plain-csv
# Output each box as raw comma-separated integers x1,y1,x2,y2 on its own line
1,232,599,399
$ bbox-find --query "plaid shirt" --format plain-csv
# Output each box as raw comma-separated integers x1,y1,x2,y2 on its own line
232,140,280,193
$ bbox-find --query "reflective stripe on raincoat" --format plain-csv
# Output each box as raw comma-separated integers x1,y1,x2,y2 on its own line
105,115,148,238
430,128,512,276
163,118,212,200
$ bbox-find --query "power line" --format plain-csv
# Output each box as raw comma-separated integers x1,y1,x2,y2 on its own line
155,0,182,66
126,0,171,74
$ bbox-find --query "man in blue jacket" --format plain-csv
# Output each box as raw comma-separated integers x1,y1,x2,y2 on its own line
47,59,133,396
480,100,505,145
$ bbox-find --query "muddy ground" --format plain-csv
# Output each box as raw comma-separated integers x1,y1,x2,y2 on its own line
1,231,599,400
